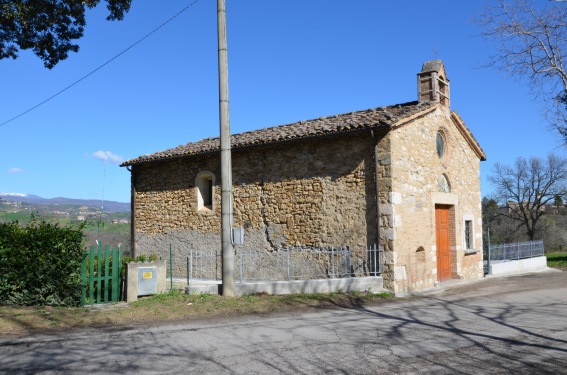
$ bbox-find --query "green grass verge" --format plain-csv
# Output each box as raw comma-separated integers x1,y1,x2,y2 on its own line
0,289,395,336
547,252,567,271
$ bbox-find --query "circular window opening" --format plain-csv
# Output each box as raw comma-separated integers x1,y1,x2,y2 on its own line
436,131,445,158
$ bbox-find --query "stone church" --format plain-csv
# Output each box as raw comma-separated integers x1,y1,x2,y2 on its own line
121,60,486,294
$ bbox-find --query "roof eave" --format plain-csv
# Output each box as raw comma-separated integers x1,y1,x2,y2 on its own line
120,124,392,167
450,111,487,161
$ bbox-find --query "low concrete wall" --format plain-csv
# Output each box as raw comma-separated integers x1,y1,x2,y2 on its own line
489,256,547,276
126,261,167,303
184,280,221,295
186,277,384,296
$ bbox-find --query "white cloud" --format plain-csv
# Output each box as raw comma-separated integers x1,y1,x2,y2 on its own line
8,167,24,174
92,151,124,164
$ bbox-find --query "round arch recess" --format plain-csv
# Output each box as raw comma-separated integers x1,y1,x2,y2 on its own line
438,173,451,193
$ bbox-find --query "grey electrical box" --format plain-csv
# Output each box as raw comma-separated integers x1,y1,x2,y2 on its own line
138,266,157,296
233,227,244,245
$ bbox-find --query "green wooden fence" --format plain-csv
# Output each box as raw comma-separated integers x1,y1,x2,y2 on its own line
81,244,122,306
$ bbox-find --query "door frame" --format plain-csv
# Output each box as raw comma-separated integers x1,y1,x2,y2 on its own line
435,204,453,282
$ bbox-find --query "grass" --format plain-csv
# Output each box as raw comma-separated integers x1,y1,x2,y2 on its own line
0,289,394,337
547,252,567,271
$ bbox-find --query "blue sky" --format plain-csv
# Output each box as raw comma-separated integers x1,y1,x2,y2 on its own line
1,0,562,203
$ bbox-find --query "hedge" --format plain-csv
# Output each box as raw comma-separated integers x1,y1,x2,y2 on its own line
0,216,85,306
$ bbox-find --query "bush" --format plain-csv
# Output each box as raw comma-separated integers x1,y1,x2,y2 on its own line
0,216,85,306
121,253,158,276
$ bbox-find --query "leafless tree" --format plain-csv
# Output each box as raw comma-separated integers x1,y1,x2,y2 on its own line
488,153,567,240
477,0,567,140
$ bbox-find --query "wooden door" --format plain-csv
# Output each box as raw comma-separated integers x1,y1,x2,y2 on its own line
435,205,451,282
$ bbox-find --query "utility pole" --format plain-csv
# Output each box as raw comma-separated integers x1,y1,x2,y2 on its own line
486,220,491,275
217,0,235,296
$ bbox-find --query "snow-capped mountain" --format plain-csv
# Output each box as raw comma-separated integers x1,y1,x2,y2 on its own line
0,192,129,212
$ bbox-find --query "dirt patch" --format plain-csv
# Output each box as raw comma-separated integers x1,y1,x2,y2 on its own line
0,290,395,337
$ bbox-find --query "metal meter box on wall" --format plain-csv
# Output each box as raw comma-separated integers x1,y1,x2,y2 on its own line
138,266,157,296
233,227,244,245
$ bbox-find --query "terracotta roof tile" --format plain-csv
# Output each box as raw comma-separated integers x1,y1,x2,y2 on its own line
121,100,435,166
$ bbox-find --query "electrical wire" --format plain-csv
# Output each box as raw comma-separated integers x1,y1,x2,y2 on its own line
0,0,201,128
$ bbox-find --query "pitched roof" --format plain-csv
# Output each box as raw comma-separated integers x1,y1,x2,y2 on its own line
450,111,487,161
121,100,436,166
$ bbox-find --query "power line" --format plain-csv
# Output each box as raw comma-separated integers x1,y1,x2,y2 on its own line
0,0,201,128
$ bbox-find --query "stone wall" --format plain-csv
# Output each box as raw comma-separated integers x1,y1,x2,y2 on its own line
384,107,484,293
375,134,395,289
131,133,383,277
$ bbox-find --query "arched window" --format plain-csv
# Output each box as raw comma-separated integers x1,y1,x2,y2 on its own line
196,171,215,211
436,131,446,159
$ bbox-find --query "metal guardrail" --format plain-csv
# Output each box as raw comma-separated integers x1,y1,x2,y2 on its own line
188,245,382,284
489,240,544,261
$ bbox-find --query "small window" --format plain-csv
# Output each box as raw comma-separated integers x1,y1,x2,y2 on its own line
196,172,214,211
436,131,445,158
464,220,472,250
203,179,213,207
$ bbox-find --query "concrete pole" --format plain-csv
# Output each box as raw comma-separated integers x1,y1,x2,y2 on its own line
217,0,235,296
487,221,491,275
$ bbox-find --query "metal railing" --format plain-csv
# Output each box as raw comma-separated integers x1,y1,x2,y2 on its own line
188,250,221,282
188,245,382,284
488,240,544,261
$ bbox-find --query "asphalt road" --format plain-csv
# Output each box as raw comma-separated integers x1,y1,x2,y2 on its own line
1,270,566,374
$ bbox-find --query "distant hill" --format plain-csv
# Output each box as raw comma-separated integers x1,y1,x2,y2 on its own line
0,193,130,212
